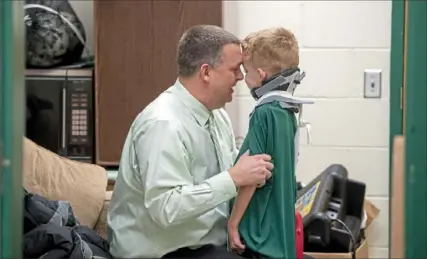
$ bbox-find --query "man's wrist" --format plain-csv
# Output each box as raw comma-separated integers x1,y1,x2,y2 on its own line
228,166,240,188
205,171,237,197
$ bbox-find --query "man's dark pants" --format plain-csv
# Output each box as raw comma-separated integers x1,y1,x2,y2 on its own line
162,244,314,259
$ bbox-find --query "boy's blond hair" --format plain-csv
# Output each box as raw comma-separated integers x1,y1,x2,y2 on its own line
242,27,299,76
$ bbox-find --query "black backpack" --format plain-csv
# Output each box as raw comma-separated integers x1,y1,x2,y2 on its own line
24,0,88,68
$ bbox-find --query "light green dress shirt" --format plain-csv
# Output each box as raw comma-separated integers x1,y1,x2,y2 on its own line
107,79,238,258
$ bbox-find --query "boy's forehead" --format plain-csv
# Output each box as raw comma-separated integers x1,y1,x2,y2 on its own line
241,60,248,69
242,56,252,67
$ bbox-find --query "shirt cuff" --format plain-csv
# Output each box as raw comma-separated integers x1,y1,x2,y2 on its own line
205,171,237,198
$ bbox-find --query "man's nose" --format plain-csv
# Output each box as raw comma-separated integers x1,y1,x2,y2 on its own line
236,70,244,81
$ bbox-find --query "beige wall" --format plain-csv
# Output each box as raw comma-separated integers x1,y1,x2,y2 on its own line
223,1,391,257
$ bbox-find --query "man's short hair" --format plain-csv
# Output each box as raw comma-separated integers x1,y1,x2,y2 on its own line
177,25,241,77
242,27,299,75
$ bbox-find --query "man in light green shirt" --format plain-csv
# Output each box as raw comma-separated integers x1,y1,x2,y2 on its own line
107,25,274,259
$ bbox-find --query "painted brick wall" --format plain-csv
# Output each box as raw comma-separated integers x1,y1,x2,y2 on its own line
71,0,391,257
223,1,391,257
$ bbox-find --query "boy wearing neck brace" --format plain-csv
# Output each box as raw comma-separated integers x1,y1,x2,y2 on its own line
228,27,314,258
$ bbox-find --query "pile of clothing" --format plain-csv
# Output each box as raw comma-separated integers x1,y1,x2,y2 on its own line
23,189,112,259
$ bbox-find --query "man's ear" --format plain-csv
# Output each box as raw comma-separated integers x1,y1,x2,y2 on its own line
257,68,268,81
200,64,210,82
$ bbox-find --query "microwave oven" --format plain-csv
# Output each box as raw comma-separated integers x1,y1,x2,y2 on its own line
25,68,94,163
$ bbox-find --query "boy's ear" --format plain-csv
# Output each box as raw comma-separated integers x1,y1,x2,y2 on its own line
257,68,268,81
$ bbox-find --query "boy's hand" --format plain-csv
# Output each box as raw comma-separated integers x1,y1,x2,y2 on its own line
227,224,245,253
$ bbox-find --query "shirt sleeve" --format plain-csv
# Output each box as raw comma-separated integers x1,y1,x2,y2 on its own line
236,118,267,158
133,120,237,229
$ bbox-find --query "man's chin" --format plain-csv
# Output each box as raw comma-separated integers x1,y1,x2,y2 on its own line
227,94,234,103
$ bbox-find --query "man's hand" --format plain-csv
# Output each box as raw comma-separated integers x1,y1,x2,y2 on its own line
227,223,245,253
228,150,273,187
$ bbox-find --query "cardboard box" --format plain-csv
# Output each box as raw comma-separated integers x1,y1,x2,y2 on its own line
305,199,380,259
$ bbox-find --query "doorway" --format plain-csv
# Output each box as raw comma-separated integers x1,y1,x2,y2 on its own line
0,1,25,258
389,0,427,258
0,0,3,255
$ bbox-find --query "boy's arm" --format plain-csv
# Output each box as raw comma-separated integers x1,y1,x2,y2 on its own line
229,185,257,228
228,121,267,228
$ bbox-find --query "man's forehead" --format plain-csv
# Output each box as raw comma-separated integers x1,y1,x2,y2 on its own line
221,44,243,65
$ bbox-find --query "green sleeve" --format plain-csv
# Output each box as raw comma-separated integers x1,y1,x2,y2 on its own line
235,120,267,158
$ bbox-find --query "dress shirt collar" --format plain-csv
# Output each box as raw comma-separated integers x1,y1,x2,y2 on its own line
172,79,211,126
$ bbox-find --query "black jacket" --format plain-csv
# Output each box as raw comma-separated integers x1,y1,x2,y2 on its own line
23,189,113,259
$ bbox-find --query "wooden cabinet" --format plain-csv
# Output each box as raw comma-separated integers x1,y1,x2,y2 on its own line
94,1,222,165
